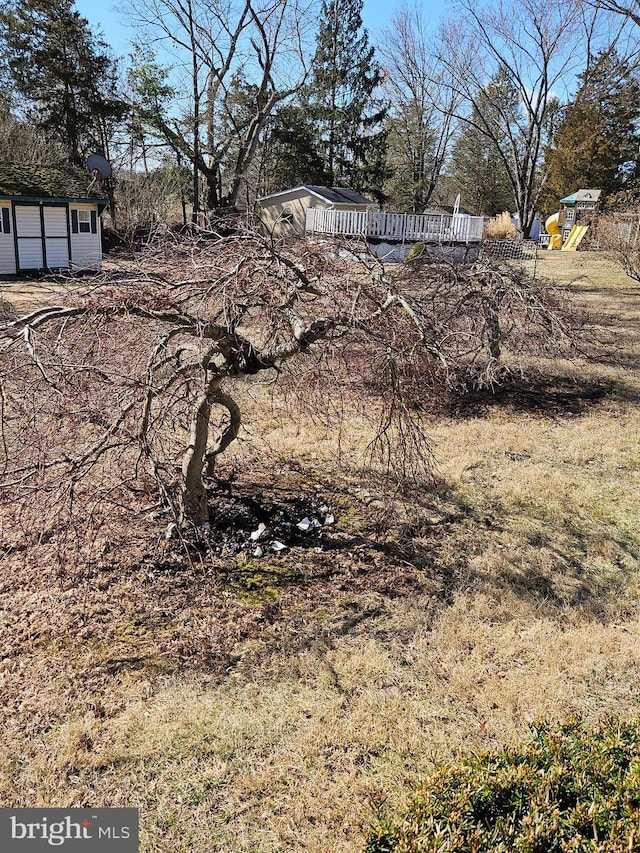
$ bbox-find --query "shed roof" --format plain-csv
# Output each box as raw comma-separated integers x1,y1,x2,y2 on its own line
258,185,374,206
0,162,107,200
560,189,601,204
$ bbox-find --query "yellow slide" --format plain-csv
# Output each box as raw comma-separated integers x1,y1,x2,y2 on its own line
545,212,562,249
561,224,588,251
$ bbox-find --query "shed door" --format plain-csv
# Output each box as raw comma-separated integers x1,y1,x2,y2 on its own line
43,207,69,268
15,205,43,270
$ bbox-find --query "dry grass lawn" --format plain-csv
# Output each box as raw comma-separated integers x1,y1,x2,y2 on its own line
1,249,639,851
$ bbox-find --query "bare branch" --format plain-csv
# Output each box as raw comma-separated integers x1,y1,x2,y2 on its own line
0,230,583,564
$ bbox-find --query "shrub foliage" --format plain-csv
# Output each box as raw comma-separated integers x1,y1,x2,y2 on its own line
367,717,640,852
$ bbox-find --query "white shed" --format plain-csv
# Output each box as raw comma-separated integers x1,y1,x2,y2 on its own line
257,185,375,237
0,163,108,275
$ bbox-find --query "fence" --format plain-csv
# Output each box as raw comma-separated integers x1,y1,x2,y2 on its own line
480,240,539,278
306,208,485,243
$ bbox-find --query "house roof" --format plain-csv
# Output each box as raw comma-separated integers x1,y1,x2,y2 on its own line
304,186,373,205
0,162,108,200
560,189,602,204
258,185,374,206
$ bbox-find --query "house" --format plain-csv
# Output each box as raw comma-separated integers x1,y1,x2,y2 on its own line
256,185,375,237
0,163,109,275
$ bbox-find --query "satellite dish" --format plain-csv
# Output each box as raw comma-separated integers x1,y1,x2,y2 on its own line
86,154,112,196
86,153,112,180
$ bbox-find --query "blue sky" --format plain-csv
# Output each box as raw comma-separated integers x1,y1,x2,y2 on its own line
74,0,447,58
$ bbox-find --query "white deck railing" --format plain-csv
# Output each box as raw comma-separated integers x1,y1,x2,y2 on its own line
305,208,485,243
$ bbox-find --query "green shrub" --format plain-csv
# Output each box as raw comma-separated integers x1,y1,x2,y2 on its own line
366,717,640,853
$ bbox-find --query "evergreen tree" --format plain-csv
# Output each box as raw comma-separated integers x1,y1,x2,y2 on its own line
259,104,329,195
124,0,309,215
382,105,440,211
540,49,640,212
450,121,513,216
126,45,175,172
449,74,517,215
306,0,387,199
0,0,126,166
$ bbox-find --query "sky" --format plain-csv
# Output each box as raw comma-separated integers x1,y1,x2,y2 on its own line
74,0,447,59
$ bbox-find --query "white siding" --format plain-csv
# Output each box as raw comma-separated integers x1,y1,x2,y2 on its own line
70,204,102,271
46,239,70,268
0,205,15,274
43,206,67,237
0,233,16,275
43,207,69,268
259,193,330,236
0,201,102,273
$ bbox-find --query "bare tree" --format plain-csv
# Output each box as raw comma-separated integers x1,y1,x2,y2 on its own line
0,233,581,567
593,0,640,26
432,0,603,235
596,212,640,279
113,164,192,240
379,3,462,212
127,0,314,217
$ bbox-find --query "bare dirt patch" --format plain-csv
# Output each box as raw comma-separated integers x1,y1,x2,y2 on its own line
0,274,91,313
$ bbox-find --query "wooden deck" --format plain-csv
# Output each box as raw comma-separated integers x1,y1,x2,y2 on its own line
305,208,485,243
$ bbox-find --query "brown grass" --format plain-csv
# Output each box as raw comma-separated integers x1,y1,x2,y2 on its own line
1,249,639,851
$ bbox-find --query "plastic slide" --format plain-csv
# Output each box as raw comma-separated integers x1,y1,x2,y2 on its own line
545,212,562,249
561,224,589,251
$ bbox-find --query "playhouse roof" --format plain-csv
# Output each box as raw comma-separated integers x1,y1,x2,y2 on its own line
0,162,108,201
560,189,601,204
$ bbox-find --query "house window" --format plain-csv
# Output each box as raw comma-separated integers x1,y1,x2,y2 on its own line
71,208,97,235
78,210,91,233
0,208,9,233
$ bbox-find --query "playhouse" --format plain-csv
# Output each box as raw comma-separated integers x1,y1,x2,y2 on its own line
544,189,601,250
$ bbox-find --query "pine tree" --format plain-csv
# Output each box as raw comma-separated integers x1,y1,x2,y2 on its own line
449,69,519,216
540,49,640,213
383,106,439,212
306,0,387,198
450,88,515,216
259,104,329,195
450,122,513,216
0,0,126,167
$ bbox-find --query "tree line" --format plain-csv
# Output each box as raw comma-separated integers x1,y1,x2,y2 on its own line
1,0,639,236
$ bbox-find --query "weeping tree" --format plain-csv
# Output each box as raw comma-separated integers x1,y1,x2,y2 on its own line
0,233,580,566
